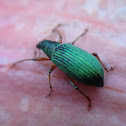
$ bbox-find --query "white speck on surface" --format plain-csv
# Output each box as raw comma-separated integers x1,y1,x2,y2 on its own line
83,0,100,15
27,116,39,125
16,71,26,77
15,23,25,31
110,115,120,125
116,7,126,19
0,57,9,72
109,6,126,21
0,107,10,123
98,9,107,18
0,57,8,65
32,19,47,36
55,0,65,11
21,0,30,6
108,33,126,47
19,97,29,112
52,107,59,116
87,113,94,119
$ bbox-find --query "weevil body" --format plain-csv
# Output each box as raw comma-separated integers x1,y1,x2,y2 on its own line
12,26,114,111
37,40,104,87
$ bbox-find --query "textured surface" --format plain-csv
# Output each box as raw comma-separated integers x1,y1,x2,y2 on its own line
0,0,126,126
52,43,104,87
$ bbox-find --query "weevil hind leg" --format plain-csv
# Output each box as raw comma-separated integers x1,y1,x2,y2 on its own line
92,53,115,72
46,64,57,98
71,28,88,45
68,77,92,111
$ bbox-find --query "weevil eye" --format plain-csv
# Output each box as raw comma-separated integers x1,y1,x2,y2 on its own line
36,44,40,49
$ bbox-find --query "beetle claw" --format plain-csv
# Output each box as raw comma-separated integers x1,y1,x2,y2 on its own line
45,93,50,98
45,90,52,98
87,96,92,111
105,66,116,72
88,103,92,111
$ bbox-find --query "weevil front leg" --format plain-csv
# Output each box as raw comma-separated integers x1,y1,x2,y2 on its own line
11,57,50,68
46,64,57,98
92,53,115,72
52,24,63,44
68,78,92,111
71,28,88,45
34,49,41,58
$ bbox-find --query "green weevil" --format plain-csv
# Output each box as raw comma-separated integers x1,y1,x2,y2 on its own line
11,24,114,111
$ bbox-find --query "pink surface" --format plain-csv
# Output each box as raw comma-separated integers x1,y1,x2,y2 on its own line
0,0,126,126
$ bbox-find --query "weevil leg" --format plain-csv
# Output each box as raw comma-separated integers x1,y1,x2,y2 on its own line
34,50,37,58
46,64,57,98
92,53,115,72
52,24,63,32
10,57,50,68
52,24,63,44
68,78,92,111
34,49,41,58
71,28,88,45
55,30,62,44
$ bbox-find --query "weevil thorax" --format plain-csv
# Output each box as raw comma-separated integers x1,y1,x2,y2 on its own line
36,40,60,59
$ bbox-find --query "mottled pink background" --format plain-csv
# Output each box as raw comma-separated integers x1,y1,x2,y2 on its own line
0,0,126,126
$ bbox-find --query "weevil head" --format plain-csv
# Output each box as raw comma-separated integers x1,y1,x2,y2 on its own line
36,40,60,59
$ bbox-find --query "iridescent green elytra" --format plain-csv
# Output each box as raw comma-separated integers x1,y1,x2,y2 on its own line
37,40,104,87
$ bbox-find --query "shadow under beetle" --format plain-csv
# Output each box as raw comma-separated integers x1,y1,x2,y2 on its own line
11,24,114,111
